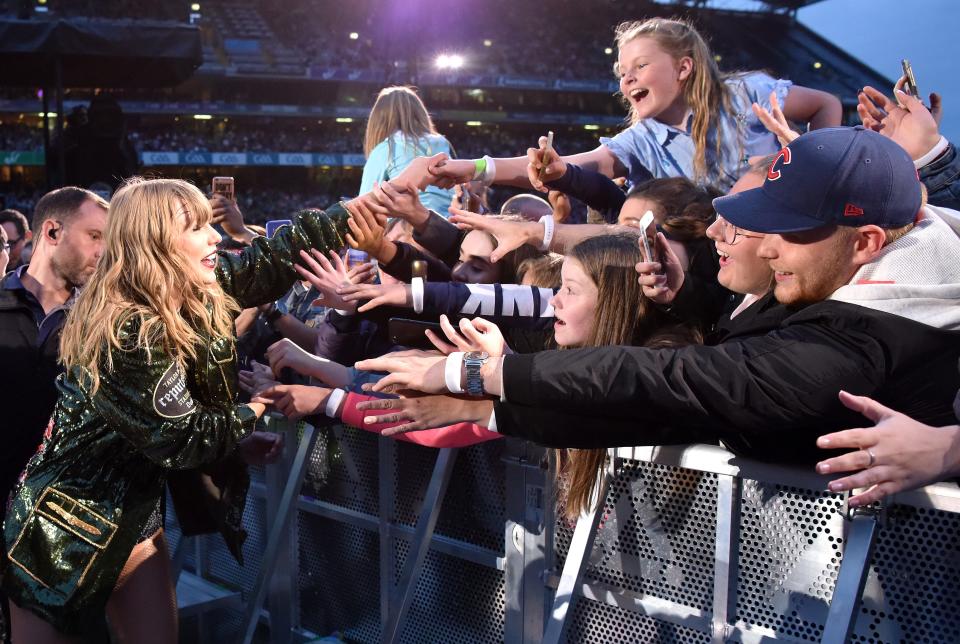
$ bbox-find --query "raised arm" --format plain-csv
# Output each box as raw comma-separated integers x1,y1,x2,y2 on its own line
781,85,842,131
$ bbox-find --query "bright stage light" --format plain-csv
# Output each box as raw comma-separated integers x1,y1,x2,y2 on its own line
349,32,359,40
583,124,599,131
190,3,200,10
466,121,482,127
483,39,492,47
813,61,823,69
193,114,213,120
604,47,613,55
436,54,464,70
336,117,354,123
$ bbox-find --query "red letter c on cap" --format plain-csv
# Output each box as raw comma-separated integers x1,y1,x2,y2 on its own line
767,147,792,182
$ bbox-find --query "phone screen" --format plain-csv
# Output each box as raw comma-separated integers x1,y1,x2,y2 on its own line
212,176,235,202
265,219,292,238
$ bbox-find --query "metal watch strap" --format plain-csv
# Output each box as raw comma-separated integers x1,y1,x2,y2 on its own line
463,351,489,397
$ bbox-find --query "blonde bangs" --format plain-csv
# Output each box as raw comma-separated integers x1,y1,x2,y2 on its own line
60,177,238,392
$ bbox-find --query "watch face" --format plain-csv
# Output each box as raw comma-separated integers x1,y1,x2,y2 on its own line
464,351,489,362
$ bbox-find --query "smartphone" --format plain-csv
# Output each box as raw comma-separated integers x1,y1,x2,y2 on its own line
265,219,292,238
388,317,443,351
538,131,555,182
459,183,475,212
637,210,658,265
901,59,920,100
212,176,235,202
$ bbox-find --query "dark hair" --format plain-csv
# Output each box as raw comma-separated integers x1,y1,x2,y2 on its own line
0,209,29,238
626,177,720,241
32,187,108,237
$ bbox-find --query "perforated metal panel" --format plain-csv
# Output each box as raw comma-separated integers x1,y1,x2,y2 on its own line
566,599,710,644
851,504,960,643
306,425,380,515
556,460,719,614
169,437,960,643
736,480,847,641
393,541,505,644
393,439,506,551
297,513,381,642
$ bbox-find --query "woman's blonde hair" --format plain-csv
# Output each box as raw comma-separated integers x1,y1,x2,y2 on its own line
60,177,239,392
613,18,732,181
556,233,699,519
363,86,438,157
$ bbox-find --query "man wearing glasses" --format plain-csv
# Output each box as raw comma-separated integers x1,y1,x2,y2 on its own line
0,209,31,272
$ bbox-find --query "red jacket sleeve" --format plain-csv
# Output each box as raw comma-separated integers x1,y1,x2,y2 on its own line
340,392,501,448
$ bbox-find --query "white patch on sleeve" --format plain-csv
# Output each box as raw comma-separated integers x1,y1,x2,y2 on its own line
152,363,196,419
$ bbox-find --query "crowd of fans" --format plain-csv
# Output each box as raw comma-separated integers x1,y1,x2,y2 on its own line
0,124,43,152
1,9,959,643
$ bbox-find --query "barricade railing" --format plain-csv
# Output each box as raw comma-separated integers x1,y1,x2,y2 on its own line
166,418,960,643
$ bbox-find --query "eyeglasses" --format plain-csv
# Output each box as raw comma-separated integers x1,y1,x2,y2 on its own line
716,216,764,245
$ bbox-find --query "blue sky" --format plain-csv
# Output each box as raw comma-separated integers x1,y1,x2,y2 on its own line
798,0,960,141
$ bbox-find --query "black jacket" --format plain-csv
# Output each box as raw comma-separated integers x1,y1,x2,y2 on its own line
0,282,65,517
493,300,960,464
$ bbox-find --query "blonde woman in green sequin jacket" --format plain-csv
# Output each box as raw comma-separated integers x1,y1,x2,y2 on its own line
2,178,349,641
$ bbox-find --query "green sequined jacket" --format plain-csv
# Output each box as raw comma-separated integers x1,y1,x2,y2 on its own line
2,204,348,635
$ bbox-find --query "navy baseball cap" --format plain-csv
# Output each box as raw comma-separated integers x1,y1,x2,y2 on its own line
713,126,922,233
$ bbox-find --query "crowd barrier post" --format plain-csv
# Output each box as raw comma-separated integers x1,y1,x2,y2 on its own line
820,505,882,643
240,416,319,644
502,439,552,644
541,449,615,644
710,473,742,642
380,447,459,644
377,436,398,635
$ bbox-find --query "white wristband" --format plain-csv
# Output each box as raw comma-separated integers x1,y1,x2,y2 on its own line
444,352,465,394
914,135,949,169
411,277,424,314
478,155,497,187
538,215,555,252
325,388,346,418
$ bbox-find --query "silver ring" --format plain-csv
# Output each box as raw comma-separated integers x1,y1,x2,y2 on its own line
864,448,876,467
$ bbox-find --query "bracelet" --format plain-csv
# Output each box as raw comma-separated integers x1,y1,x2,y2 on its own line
538,215,555,252
325,388,346,418
476,155,496,187
411,277,425,314
444,352,465,394
473,158,487,180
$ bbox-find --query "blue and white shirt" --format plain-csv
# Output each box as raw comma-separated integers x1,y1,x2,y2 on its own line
601,72,793,192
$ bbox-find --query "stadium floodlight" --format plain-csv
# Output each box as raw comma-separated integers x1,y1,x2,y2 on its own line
336,117,354,123
466,121,483,127
193,114,213,120
436,54,464,70
349,32,359,40
584,124,600,131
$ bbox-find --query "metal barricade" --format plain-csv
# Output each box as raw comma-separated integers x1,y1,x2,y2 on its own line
166,420,960,643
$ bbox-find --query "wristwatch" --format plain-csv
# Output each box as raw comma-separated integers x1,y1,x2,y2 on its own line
463,351,489,397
